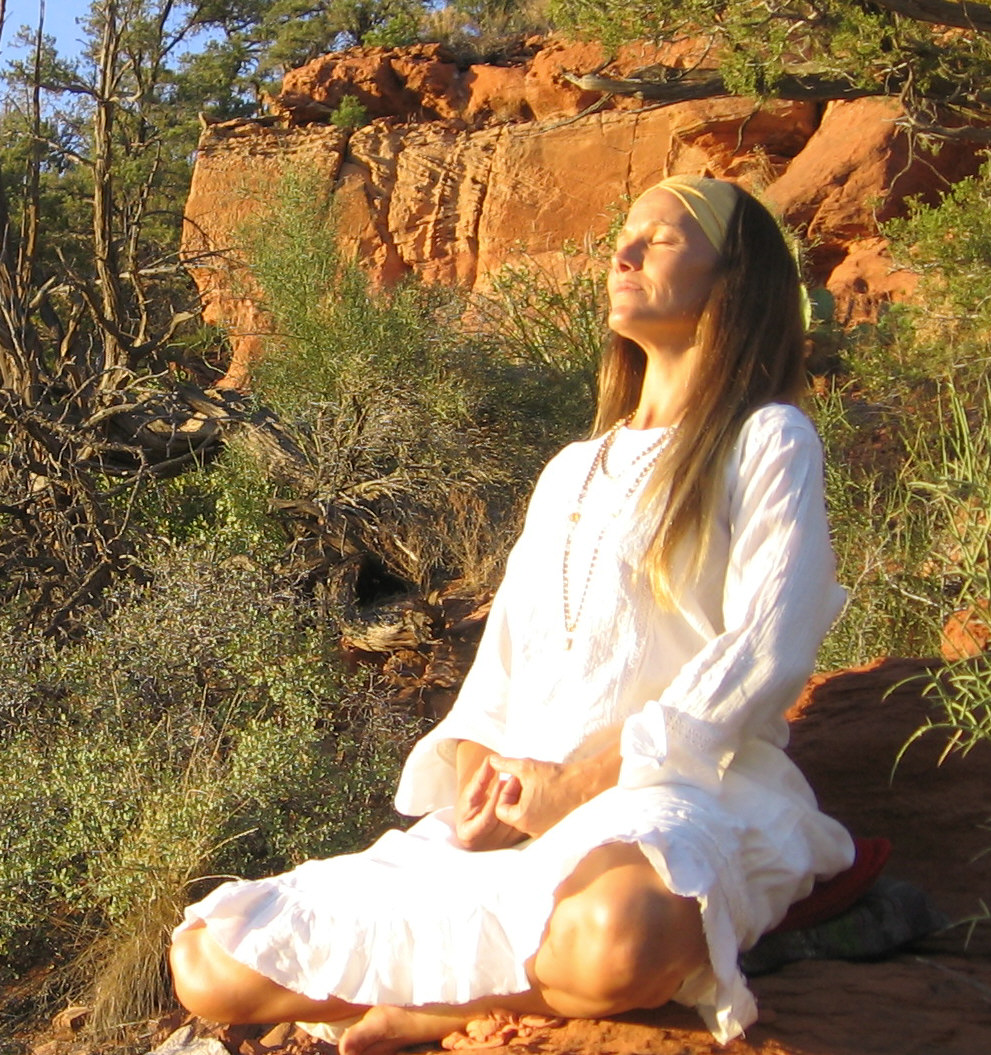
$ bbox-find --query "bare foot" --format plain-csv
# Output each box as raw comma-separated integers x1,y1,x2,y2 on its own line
338,1004,470,1055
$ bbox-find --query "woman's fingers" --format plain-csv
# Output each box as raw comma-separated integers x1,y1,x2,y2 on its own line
489,756,579,837
496,773,522,808
488,754,524,778
457,759,517,849
463,757,496,813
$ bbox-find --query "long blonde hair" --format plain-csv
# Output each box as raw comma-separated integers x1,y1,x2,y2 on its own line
592,186,807,608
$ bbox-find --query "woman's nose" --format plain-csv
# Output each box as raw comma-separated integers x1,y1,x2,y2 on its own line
612,244,638,271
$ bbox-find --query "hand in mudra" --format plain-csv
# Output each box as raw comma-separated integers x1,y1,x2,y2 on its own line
488,755,584,839
455,756,527,851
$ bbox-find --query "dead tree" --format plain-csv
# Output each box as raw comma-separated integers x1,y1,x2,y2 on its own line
0,2,217,638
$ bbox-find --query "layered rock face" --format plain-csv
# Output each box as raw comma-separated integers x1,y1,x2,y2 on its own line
182,39,983,386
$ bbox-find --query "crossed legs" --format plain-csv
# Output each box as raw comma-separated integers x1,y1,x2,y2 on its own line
169,841,707,1055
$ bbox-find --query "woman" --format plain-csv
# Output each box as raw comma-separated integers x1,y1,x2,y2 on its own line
170,176,854,1054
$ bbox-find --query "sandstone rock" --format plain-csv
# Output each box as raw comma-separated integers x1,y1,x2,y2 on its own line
764,97,979,321
825,236,919,326
941,602,991,661
277,47,420,123
390,45,464,121
523,39,609,120
765,98,983,278
787,657,990,937
181,41,987,383
348,121,502,288
462,64,531,124
664,98,818,179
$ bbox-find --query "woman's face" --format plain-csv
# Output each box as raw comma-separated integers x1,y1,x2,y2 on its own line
607,187,721,351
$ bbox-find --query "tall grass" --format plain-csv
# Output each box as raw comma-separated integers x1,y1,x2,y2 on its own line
811,381,942,669
900,380,991,759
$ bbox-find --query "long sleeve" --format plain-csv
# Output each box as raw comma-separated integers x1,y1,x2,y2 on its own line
391,447,568,816
619,405,846,795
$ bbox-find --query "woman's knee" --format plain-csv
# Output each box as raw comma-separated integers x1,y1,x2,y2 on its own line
536,847,708,1011
169,922,258,1023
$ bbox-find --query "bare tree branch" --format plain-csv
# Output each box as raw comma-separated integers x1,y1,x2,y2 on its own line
563,66,891,104
874,0,991,34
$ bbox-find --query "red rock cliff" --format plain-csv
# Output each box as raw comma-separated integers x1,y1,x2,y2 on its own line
181,39,983,388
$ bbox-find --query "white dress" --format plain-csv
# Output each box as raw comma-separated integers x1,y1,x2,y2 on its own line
175,402,854,1044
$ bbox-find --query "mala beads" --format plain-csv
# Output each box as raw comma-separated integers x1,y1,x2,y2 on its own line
562,418,672,648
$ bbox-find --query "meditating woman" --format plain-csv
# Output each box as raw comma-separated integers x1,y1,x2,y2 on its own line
169,175,854,1054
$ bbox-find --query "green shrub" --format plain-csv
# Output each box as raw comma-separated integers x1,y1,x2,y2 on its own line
122,441,284,559
467,253,603,448
329,93,368,130
0,546,416,1033
237,167,595,590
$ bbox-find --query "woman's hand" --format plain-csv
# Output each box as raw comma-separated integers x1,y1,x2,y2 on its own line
455,744,526,852
489,744,622,839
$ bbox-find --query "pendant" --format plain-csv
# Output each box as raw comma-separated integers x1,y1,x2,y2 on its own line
564,636,573,651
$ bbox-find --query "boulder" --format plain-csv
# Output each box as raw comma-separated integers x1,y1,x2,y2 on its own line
765,98,983,297
275,45,459,124
769,100,919,236
462,64,531,124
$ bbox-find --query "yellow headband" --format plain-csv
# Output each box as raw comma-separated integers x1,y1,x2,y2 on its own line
648,175,739,252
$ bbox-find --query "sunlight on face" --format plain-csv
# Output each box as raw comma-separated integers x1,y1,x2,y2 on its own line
606,188,721,353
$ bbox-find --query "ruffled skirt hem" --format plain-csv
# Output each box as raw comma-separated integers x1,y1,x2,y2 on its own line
174,774,852,1046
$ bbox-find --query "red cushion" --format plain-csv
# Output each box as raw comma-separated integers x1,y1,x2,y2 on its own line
770,836,892,934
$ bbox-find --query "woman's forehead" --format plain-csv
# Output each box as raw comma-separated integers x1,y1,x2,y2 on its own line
621,188,694,231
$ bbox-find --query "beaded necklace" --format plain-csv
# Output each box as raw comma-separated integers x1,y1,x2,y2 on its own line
562,417,672,648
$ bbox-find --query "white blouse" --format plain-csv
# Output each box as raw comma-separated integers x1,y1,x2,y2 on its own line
396,402,847,813
178,402,853,1046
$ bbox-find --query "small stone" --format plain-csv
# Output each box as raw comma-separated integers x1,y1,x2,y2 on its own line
258,1023,294,1048
148,1024,230,1055
149,1012,194,1045
239,1022,296,1054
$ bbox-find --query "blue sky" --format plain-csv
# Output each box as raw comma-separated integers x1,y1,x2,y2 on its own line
1,0,90,58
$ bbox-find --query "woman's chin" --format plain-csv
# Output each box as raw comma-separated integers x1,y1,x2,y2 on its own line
607,310,641,341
